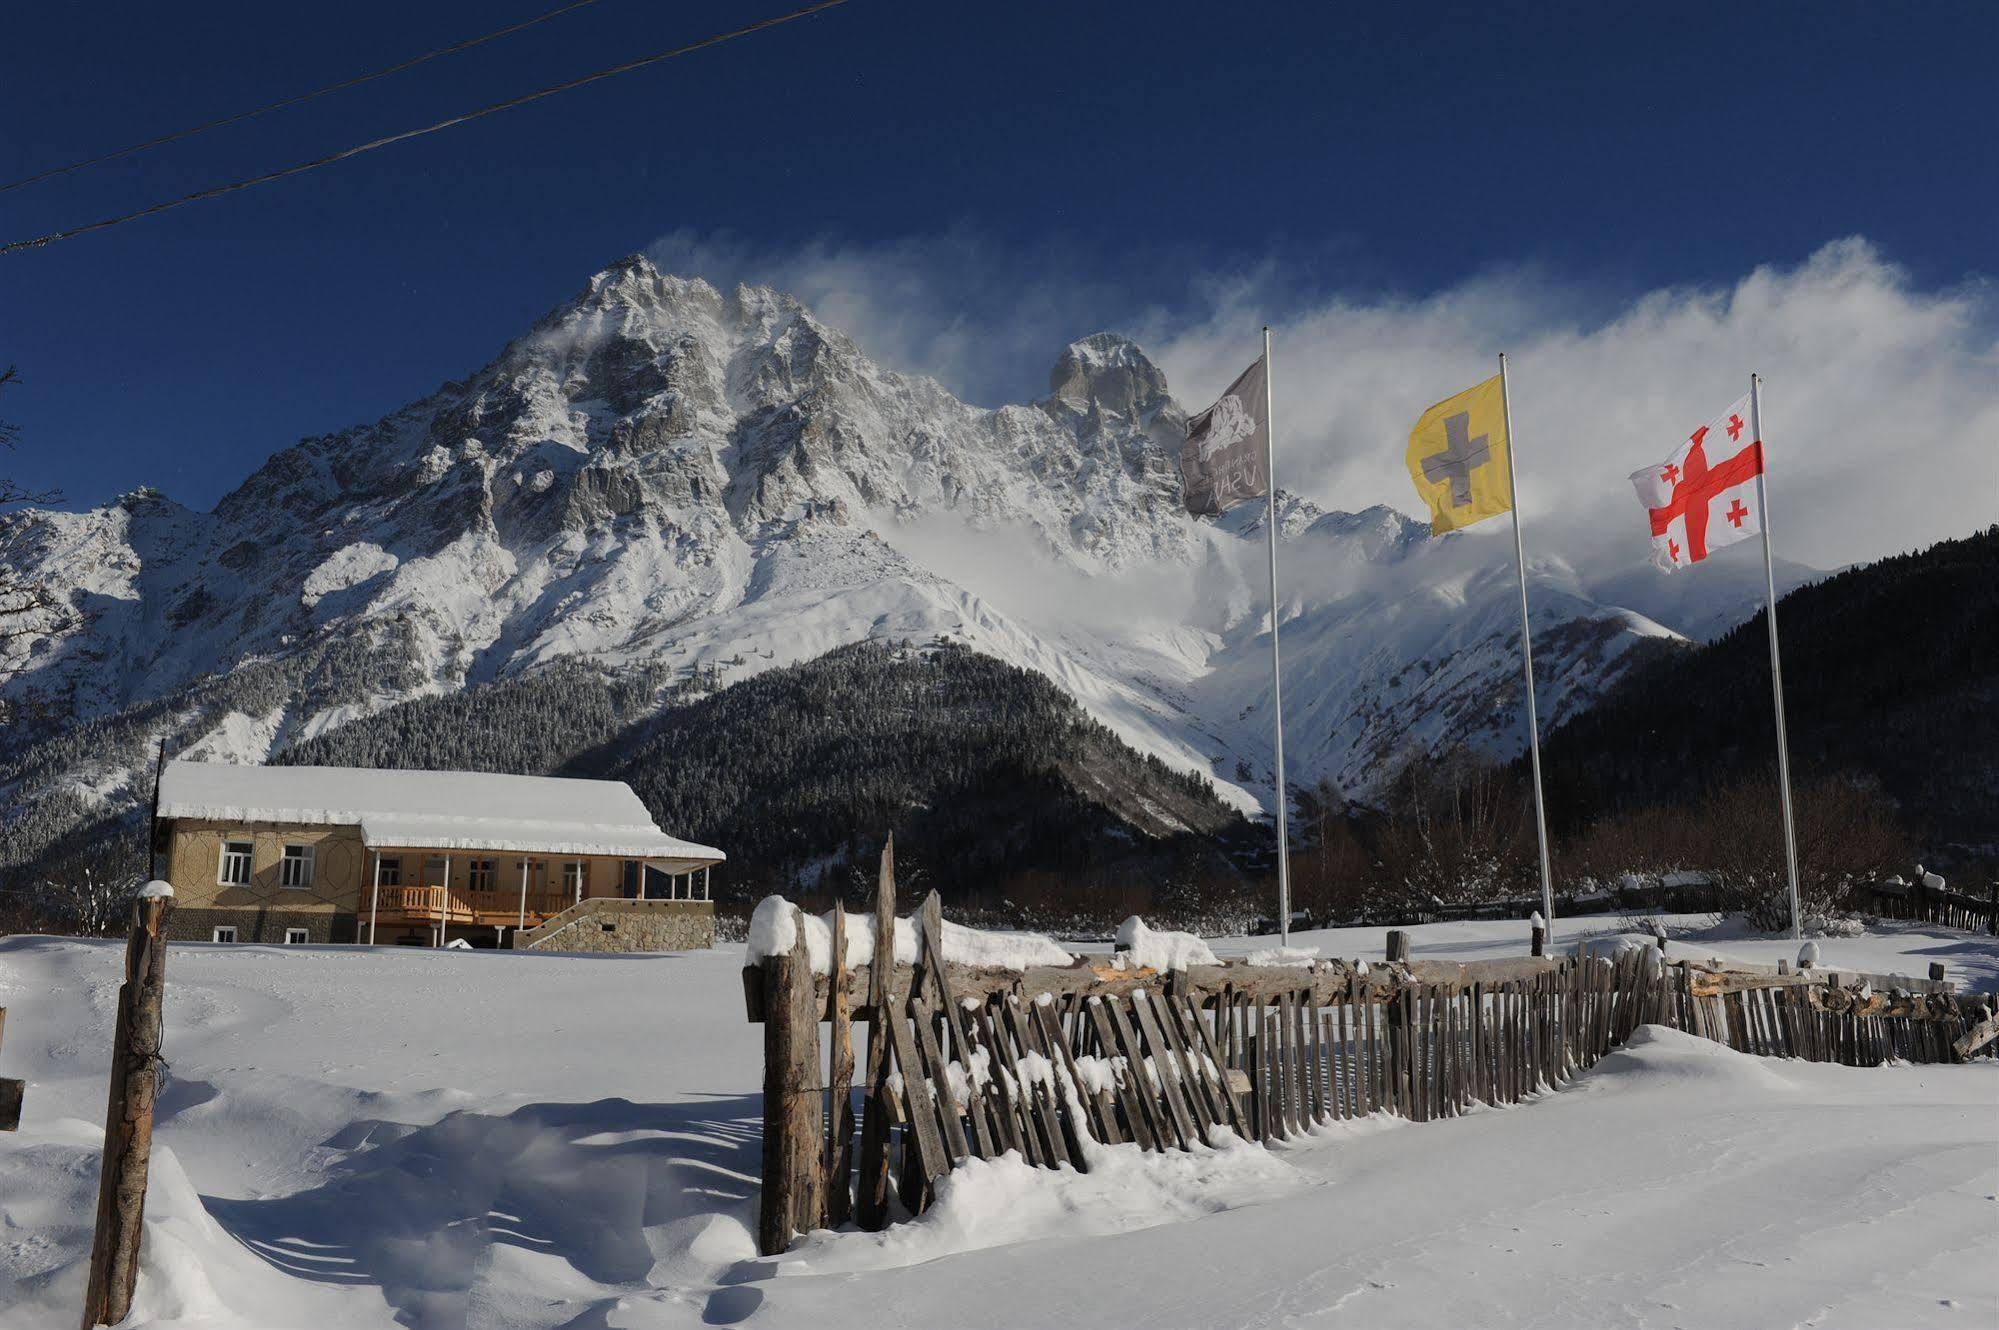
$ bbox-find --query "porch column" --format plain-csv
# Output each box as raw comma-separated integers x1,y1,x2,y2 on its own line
573,862,582,905
368,850,382,945
702,864,710,901
517,855,529,933
438,854,452,948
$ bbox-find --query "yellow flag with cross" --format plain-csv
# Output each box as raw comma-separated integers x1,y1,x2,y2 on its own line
1406,373,1513,533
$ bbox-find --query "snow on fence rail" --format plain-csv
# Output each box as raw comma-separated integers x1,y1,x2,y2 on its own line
741,844,1998,1256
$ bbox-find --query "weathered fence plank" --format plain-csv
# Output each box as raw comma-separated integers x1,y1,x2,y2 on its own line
80,891,172,1330
855,841,897,1231
824,901,854,1228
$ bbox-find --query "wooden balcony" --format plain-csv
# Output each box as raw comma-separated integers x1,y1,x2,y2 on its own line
370,885,582,928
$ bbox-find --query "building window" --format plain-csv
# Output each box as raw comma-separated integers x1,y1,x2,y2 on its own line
425,856,448,888
280,844,315,889
467,859,495,891
212,925,238,943
563,861,586,895
284,927,310,945
378,856,402,886
218,839,253,886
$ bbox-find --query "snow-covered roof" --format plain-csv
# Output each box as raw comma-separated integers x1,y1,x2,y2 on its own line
156,761,724,865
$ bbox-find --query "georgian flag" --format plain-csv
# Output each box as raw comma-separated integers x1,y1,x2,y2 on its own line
1630,392,1763,572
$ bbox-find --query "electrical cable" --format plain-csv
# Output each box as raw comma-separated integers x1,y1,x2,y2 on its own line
1,0,849,256
0,0,610,195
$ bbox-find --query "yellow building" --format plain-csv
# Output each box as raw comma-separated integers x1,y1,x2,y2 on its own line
155,761,724,951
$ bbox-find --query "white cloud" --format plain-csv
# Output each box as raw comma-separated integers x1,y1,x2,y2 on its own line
1153,238,1999,571
648,230,1998,571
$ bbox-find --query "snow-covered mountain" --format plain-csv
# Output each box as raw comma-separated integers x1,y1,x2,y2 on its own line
3,256,1749,848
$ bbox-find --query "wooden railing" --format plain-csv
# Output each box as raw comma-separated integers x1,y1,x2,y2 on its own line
372,885,578,923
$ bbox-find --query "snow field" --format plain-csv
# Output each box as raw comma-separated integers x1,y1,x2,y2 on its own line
0,914,1992,1329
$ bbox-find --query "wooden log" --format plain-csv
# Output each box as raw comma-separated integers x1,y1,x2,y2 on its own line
81,892,172,1329
755,912,821,1255
1386,930,1411,964
825,901,855,1227
0,1006,21,1132
1954,1011,1999,1061
750,953,1578,1023
855,839,898,1230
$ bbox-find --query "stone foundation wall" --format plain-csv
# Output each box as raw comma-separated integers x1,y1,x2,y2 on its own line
165,906,360,945
520,899,715,953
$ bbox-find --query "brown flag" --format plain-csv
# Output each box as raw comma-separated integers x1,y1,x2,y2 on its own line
1179,356,1269,515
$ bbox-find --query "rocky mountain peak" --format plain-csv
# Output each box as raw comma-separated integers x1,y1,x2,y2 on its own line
1043,332,1174,426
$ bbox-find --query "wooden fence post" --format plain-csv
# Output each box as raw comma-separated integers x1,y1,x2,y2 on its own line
824,900,854,1228
756,907,822,1256
855,837,897,1231
81,885,173,1330
1386,930,1410,964
0,1006,24,1132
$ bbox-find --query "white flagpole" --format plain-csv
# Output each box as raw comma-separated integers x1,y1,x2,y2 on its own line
1750,372,1804,940
1498,353,1555,929
1262,326,1293,943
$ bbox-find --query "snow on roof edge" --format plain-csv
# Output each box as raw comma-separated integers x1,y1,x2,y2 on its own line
156,760,723,862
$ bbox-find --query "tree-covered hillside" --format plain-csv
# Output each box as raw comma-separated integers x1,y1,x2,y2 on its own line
281,641,1249,915
1537,526,1999,857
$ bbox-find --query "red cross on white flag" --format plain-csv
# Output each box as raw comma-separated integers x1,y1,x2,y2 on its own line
1629,392,1763,571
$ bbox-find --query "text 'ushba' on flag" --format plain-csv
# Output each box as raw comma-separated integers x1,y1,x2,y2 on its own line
1179,356,1268,515
1631,392,1763,571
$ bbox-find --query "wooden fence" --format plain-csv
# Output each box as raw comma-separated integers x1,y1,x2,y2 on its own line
743,847,1998,1255
1855,878,1999,935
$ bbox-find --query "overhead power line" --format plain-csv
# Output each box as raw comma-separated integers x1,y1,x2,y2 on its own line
0,0,851,257
0,0,610,196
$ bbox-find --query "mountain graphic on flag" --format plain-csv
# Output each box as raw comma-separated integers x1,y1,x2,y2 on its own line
1631,392,1763,572
1180,356,1269,516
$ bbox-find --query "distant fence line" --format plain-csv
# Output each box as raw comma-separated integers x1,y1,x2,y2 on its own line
1285,873,1997,936
1854,878,1999,936
742,850,1998,1255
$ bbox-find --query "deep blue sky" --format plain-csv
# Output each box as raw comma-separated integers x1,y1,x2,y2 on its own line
2,0,1993,512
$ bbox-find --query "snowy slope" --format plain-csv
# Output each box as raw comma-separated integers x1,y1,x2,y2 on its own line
5,258,1711,841
0,916,1991,1329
